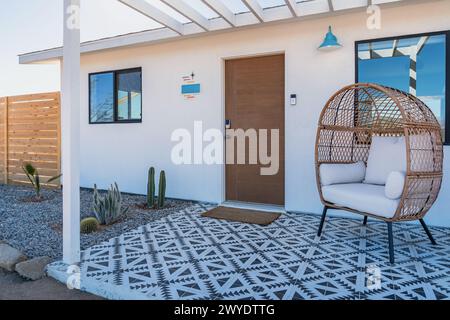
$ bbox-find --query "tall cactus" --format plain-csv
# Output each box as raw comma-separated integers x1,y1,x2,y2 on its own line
158,170,166,209
147,167,156,208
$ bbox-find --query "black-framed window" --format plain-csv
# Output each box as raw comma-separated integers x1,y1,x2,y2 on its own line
356,31,449,144
89,68,142,124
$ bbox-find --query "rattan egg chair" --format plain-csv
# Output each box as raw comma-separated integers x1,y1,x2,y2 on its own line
315,83,443,263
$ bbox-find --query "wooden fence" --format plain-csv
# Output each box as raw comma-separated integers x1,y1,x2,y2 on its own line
0,92,61,187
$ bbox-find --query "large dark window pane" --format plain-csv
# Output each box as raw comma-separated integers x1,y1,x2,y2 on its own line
90,72,114,123
117,70,142,121
357,34,447,141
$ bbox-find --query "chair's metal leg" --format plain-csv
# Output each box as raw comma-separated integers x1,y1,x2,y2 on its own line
363,216,368,226
317,206,328,237
419,219,437,245
387,222,395,264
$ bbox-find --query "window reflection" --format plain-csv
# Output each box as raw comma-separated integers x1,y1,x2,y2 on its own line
357,34,447,140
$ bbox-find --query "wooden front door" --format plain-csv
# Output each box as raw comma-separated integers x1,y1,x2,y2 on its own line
225,54,285,205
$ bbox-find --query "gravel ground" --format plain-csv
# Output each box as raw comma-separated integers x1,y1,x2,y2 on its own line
0,184,196,260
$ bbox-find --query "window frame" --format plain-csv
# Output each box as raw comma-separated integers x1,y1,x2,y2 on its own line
355,30,450,145
89,67,142,124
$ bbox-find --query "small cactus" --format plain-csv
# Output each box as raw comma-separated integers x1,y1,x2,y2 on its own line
157,170,166,209
147,167,156,208
80,217,99,234
93,183,129,225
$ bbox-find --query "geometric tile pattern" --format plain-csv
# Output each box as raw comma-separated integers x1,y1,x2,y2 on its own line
80,203,450,300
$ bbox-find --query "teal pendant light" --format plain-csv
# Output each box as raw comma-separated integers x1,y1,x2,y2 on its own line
318,26,342,51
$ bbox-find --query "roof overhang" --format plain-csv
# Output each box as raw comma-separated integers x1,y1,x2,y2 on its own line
19,0,442,65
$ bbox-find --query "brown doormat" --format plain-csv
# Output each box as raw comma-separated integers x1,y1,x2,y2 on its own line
201,206,281,226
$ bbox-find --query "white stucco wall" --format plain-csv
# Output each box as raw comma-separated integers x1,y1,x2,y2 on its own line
78,1,450,227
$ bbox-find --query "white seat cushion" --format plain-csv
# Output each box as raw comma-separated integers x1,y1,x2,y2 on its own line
320,161,366,186
385,171,406,200
365,136,406,185
322,183,399,219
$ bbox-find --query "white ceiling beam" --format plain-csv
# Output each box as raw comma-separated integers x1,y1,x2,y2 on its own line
118,0,184,35
285,0,300,17
242,0,265,22
327,0,334,12
161,0,211,31
201,0,237,27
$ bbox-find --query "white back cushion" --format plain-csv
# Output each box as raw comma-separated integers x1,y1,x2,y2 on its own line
365,136,406,185
320,161,366,186
385,171,406,200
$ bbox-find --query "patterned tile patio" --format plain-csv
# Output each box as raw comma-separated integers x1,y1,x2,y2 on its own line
77,203,450,300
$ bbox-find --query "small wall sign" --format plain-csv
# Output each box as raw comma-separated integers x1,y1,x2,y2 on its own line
182,73,201,100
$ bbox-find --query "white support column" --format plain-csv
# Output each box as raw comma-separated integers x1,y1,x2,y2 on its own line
62,0,81,265
409,45,418,96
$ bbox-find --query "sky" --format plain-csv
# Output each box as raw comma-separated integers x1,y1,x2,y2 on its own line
0,0,162,96
0,0,288,97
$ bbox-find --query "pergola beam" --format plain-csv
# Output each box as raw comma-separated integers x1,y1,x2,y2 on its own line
201,0,236,27
285,0,300,17
242,0,265,22
161,0,211,31
390,39,398,57
118,0,184,35
62,0,81,265
417,36,429,54
327,0,334,12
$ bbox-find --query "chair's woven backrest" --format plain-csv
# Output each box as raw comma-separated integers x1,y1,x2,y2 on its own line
315,83,443,221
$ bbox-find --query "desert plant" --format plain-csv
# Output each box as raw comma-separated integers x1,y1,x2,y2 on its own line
157,170,166,208
22,163,62,200
147,167,156,208
80,217,99,234
92,183,129,225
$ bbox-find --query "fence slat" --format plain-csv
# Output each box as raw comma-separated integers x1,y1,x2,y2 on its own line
0,98,5,183
9,106,59,116
8,138,58,146
4,97,8,183
8,130,58,138
8,92,60,103
0,92,61,187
